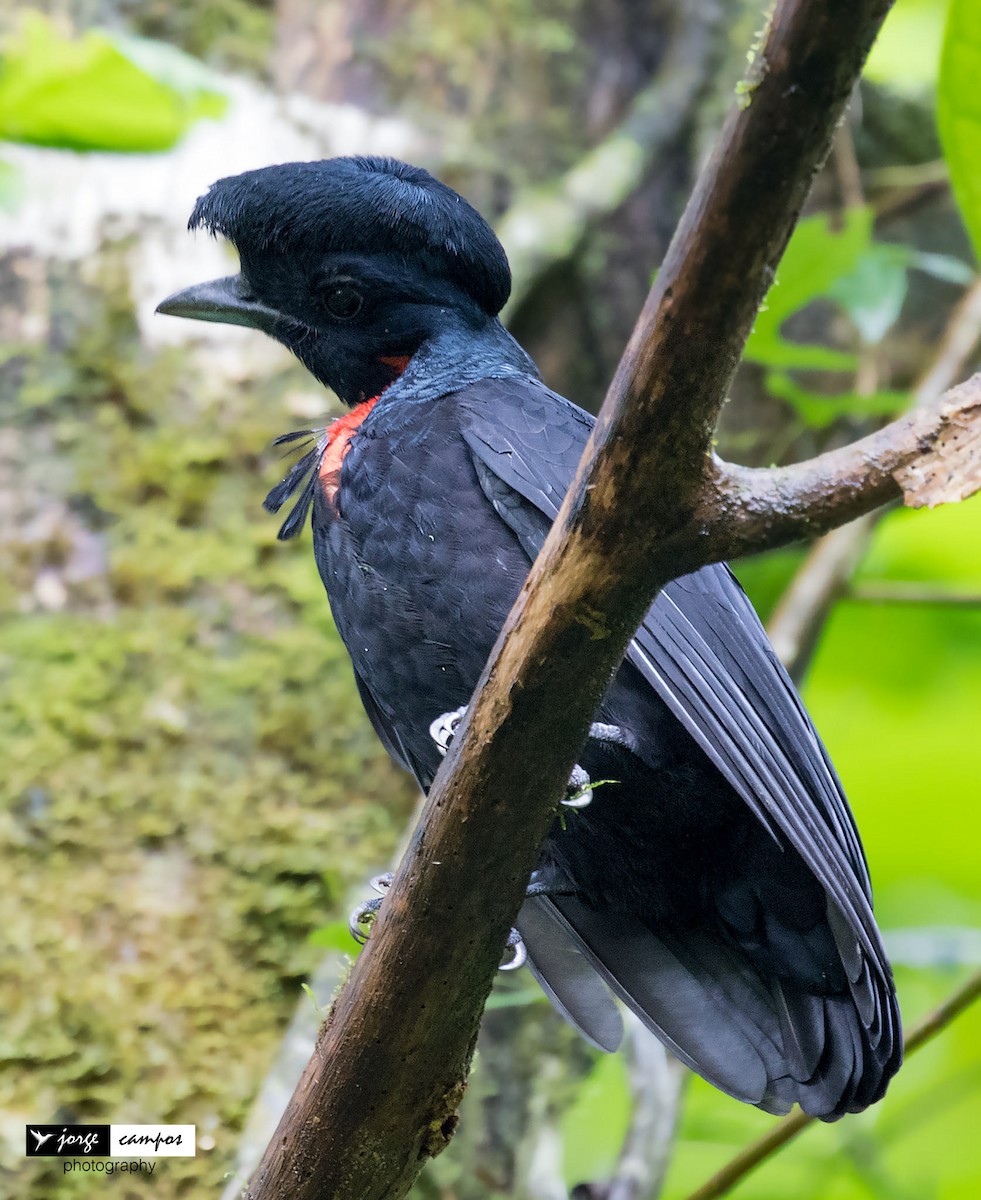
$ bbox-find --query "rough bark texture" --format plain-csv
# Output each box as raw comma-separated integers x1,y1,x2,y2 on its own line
242,3,979,1198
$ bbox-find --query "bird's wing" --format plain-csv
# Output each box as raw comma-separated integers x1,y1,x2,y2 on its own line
351,666,427,782
514,895,624,1053
459,376,889,983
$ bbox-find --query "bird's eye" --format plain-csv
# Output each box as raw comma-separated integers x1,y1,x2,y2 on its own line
324,284,363,321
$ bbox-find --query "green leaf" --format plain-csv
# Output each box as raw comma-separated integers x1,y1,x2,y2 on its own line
758,208,875,325
938,0,981,261
0,13,227,153
744,208,872,369
106,32,228,113
745,341,859,371
300,982,325,1015
765,371,907,428
829,243,911,345
910,249,976,286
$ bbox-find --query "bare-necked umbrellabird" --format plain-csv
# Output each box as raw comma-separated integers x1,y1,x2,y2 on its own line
158,156,901,1120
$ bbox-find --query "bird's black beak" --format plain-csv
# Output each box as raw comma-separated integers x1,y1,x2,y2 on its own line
156,274,283,333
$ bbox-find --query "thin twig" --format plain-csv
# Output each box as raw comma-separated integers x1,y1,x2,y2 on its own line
850,583,981,607
832,120,865,212
710,376,981,554
903,969,981,1052
873,179,949,222
683,968,981,1200
865,160,948,190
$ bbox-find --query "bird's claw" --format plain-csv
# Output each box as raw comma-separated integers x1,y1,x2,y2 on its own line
349,872,394,944
563,723,635,809
430,706,468,756
430,713,635,811
501,926,527,971
349,867,526,974
588,721,638,753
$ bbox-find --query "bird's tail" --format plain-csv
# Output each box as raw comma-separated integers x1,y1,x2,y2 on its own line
517,894,901,1119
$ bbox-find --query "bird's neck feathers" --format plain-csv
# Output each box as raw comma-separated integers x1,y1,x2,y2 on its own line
376,314,539,411
264,314,537,541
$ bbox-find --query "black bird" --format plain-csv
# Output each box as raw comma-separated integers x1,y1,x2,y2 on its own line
158,156,901,1119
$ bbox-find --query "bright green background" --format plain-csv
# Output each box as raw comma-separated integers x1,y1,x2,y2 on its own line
662,502,981,1200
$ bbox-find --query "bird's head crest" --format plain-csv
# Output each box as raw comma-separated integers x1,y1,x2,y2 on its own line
189,156,511,317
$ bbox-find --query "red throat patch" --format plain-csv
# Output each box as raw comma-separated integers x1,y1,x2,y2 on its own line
318,396,379,508
378,354,411,373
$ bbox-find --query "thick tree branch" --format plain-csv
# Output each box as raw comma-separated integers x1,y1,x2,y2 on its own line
243,4,981,1198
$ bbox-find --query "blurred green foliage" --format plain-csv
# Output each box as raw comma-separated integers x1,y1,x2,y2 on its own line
0,253,413,1196
866,0,950,90
0,158,22,209
938,0,981,262
809,503,981,921
0,13,226,152
744,207,971,426
123,0,275,78
745,208,870,372
561,1052,631,1184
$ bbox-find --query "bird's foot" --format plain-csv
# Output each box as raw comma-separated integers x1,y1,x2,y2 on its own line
564,763,594,809
587,721,639,754
565,722,637,808
349,872,393,944
429,706,468,756
429,709,635,811
501,926,527,970
348,868,527,972
524,870,577,901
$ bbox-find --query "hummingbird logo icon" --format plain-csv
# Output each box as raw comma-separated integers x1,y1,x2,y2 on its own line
26,1122,110,1156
